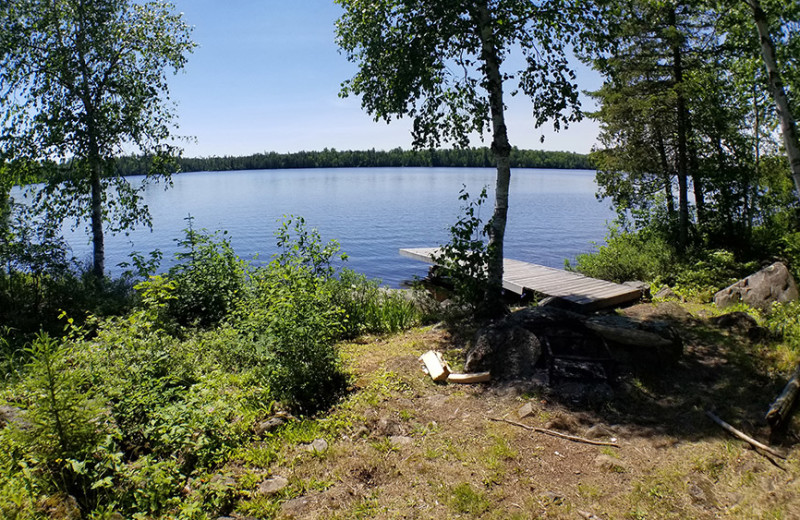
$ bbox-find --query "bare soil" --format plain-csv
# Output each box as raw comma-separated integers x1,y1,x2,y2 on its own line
228,303,800,520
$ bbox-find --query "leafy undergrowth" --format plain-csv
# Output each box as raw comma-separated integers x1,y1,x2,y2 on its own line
3,300,799,519
211,303,798,519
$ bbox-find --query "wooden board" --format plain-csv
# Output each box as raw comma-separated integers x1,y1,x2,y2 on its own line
400,247,641,311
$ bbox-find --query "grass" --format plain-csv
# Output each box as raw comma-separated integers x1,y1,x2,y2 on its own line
5,297,800,519
446,482,491,515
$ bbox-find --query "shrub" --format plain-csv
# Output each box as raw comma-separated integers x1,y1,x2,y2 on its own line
669,249,758,301
165,221,248,328
3,333,119,513
569,228,675,283
235,217,351,413
432,186,492,316
765,301,800,351
252,264,348,413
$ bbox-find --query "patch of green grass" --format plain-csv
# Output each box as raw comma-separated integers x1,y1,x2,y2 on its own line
236,495,282,519
370,437,399,454
577,482,604,499
447,482,490,516
601,447,619,458
487,434,517,461
627,470,688,518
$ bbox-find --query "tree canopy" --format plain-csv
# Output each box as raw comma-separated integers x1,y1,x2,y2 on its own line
581,0,799,256
336,0,596,314
0,0,194,278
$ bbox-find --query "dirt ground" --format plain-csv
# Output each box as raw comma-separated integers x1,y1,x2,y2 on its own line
227,302,800,520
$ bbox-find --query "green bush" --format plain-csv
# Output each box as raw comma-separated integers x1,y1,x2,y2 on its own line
765,301,800,351
569,228,675,283
669,249,759,301
432,186,493,316
0,216,429,517
166,222,248,328
235,216,350,413
251,264,348,414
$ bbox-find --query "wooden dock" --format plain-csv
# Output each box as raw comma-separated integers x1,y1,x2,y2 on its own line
399,247,641,310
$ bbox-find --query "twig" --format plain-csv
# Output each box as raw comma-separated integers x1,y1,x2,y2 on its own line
577,511,604,520
705,410,786,460
488,417,620,448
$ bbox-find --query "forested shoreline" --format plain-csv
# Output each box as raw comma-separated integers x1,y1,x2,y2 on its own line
114,146,592,176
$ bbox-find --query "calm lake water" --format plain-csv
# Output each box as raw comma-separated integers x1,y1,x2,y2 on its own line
64,167,615,286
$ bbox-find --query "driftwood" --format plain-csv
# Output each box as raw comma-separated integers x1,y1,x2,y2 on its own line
488,417,621,448
766,363,800,430
705,411,786,460
447,372,491,384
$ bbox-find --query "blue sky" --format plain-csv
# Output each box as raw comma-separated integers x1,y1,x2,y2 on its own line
168,1,602,158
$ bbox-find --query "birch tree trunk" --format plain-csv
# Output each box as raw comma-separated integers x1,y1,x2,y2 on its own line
747,0,800,200
478,2,511,316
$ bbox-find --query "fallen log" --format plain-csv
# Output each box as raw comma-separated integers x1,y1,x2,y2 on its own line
447,372,491,384
765,362,800,431
705,410,786,460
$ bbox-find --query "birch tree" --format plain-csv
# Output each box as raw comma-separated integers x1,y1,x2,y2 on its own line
745,0,800,201
0,0,194,278
335,0,591,314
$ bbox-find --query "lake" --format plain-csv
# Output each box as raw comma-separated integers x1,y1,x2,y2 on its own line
64,167,615,286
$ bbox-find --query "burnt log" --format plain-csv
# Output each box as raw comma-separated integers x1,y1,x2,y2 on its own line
766,363,800,431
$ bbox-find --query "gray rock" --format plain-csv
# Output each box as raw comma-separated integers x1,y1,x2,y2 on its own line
537,296,584,312
306,438,328,453
0,405,30,430
594,454,628,473
281,495,315,517
585,424,615,439
654,285,679,301
586,314,683,367
541,491,564,505
714,262,799,311
375,417,402,437
466,323,542,380
517,402,535,419
254,416,286,436
257,476,289,496
710,311,759,333
389,435,413,447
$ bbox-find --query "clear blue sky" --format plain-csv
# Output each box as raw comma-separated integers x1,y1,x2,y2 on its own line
168,0,602,158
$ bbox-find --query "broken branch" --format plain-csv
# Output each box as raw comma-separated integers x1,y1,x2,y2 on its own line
488,417,620,448
705,410,786,460
765,362,800,431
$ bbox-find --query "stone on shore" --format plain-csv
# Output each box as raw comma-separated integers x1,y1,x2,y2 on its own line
713,262,798,311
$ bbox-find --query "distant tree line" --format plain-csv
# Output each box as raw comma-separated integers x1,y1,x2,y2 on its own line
114,147,591,176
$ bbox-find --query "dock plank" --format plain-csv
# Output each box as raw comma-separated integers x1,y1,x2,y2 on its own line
400,247,640,310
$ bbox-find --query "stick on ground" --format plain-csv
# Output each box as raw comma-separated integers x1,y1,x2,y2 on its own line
705,410,786,460
488,417,621,448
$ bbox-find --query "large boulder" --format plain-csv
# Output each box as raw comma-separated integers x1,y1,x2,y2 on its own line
713,262,799,311
466,306,684,381
465,323,542,380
